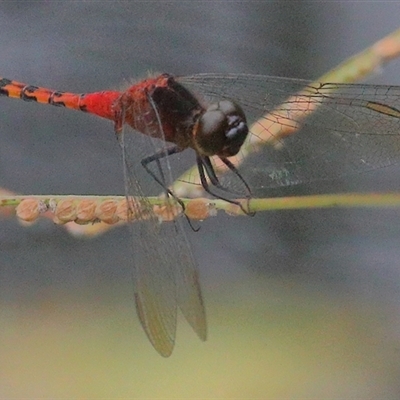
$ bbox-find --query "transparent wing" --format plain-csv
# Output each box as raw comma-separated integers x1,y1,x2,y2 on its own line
120,133,176,357
172,217,206,341
119,97,206,357
179,74,400,190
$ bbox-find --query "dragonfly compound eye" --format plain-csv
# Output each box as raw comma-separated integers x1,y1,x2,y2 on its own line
196,100,248,157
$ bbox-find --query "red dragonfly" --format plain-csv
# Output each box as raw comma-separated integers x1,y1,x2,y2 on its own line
2,73,400,356
0,73,250,357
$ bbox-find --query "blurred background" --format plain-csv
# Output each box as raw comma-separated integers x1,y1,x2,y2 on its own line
1,1,400,398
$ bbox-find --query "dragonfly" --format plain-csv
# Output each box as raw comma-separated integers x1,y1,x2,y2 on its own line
1,73,400,356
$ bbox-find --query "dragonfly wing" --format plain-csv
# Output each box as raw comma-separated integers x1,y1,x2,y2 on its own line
120,132,178,357
132,216,206,354
171,218,207,341
119,93,207,355
179,74,400,189
134,92,207,342
131,221,177,357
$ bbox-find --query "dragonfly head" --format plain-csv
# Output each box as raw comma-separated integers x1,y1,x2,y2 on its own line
195,100,248,157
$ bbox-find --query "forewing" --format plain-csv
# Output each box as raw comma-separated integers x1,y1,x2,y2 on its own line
179,74,400,190
131,219,177,357
171,218,207,341
118,89,206,356
120,131,177,357
143,91,207,342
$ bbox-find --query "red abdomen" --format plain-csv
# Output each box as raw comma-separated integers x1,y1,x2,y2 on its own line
0,74,204,149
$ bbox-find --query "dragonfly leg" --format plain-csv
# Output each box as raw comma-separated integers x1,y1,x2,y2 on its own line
197,156,254,215
141,145,186,207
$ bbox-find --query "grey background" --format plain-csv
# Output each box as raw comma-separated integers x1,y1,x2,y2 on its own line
1,1,400,398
